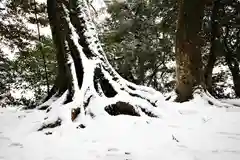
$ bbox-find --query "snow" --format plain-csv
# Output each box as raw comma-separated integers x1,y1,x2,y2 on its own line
1,0,240,159
221,99,240,107
1,98,240,160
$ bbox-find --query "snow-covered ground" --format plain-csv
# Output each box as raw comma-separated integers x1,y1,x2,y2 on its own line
1,96,240,160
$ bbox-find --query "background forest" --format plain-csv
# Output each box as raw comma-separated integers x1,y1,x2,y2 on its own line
0,0,240,107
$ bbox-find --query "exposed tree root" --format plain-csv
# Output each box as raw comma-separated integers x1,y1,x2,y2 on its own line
71,107,81,121
37,62,163,130
38,118,62,131
194,88,237,108
37,94,59,110
220,99,240,107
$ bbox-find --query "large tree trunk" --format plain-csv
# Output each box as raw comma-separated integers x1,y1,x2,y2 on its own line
175,0,205,102
38,0,164,130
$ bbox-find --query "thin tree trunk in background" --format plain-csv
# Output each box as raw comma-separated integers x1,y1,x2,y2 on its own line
204,0,221,95
175,0,205,102
33,0,50,95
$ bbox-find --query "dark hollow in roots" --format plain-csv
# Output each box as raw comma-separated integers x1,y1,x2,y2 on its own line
105,102,140,116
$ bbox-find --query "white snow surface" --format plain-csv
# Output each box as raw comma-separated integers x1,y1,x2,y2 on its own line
1,97,240,160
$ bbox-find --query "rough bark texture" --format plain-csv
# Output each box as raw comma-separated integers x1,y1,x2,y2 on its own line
46,0,72,98
175,0,205,102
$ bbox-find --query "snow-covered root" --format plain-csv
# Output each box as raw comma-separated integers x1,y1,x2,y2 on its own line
165,87,240,108
36,46,164,131
37,94,59,110
220,99,240,107
164,91,177,102
37,61,164,131
193,88,238,108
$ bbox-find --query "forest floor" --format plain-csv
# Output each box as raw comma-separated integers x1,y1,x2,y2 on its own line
1,96,240,160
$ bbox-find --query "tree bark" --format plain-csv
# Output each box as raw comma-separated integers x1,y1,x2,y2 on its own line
44,0,73,102
175,0,205,102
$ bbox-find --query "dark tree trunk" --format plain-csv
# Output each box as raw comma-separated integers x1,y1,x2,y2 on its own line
41,0,73,105
204,0,221,95
225,52,240,97
38,0,163,129
224,27,240,97
47,0,72,94
204,52,216,94
175,0,205,102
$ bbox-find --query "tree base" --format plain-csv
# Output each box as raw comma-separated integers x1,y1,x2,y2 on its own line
37,59,165,131
166,87,239,108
